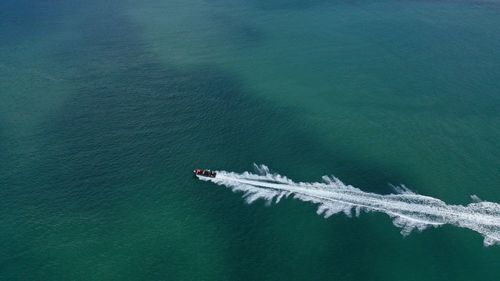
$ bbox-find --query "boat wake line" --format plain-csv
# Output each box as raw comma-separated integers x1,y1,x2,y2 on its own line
198,164,500,246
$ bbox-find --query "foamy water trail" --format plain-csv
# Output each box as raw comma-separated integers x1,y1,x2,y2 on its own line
198,164,500,246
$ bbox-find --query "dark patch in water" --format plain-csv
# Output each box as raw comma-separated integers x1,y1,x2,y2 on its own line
245,0,331,10
210,13,265,47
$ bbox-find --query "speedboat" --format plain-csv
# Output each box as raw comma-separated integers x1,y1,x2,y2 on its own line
193,168,216,178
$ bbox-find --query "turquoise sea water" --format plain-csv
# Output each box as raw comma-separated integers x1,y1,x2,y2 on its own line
1,0,500,280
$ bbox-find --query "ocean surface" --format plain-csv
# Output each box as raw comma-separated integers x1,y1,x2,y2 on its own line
1,0,500,280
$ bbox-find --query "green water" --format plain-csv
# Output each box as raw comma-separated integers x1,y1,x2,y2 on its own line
1,0,499,280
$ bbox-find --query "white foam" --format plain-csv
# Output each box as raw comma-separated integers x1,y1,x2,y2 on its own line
199,164,500,246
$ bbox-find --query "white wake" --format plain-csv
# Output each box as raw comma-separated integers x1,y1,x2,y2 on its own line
198,164,500,246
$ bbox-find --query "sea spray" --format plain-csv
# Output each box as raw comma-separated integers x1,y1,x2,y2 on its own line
198,164,500,246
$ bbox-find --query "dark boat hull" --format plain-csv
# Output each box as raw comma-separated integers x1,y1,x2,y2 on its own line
193,169,216,178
